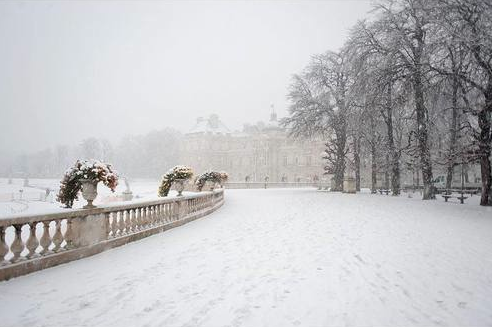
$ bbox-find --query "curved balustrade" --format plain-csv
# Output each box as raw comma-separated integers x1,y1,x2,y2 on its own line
0,189,224,281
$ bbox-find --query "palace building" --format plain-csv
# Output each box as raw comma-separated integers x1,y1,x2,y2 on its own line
180,112,326,183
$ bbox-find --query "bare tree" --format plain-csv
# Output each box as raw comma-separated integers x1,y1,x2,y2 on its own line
283,51,351,191
434,0,492,205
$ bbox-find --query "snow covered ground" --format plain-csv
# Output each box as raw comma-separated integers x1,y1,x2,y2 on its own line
0,189,491,327
0,178,172,217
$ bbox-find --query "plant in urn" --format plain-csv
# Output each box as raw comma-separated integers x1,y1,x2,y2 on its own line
158,165,194,197
57,159,119,209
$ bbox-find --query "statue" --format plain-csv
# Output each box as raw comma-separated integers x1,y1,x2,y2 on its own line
122,177,133,201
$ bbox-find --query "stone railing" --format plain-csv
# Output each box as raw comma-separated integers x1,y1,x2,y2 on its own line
224,182,319,189
0,189,224,281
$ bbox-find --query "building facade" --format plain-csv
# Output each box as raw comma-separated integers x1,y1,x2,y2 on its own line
180,113,326,183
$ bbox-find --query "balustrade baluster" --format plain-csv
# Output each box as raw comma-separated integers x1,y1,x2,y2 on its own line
173,202,178,221
139,207,145,228
25,222,39,258
129,209,136,232
140,207,146,228
162,204,168,223
157,204,164,225
39,221,52,254
65,218,75,248
52,220,63,252
102,213,110,239
128,210,134,232
150,206,155,226
119,211,126,235
130,209,137,233
10,224,25,263
135,208,141,230
125,210,130,233
147,206,152,226
0,226,9,265
169,203,174,221
162,204,167,223
154,205,159,225
111,213,118,237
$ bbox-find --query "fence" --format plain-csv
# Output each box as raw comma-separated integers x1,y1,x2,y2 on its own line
0,189,224,281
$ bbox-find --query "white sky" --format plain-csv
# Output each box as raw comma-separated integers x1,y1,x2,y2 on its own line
0,0,373,155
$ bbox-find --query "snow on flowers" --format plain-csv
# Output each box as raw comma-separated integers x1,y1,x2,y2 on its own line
57,159,119,208
195,171,229,191
158,165,194,197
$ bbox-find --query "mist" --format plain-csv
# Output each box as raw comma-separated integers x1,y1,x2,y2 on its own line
0,0,371,156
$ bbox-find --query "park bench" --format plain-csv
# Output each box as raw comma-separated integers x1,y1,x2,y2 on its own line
378,189,390,195
441,193,468,204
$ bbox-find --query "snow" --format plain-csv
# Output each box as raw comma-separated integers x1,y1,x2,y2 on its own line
0,178,175,217
1,189,492,327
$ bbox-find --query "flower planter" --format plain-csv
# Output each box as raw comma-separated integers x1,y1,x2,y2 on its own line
80,179,98,208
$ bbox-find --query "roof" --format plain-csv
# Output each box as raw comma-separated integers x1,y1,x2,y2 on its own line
187,115,231,135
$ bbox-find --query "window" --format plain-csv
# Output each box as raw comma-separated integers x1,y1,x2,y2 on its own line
283,156,288,166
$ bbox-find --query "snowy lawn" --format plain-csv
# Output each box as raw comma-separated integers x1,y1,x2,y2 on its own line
0,178,174,217
0,189,491,327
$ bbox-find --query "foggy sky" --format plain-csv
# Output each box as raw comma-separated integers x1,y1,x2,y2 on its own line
0,0,372,156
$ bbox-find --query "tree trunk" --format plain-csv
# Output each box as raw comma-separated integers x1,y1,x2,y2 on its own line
329,114,347,192
383,83,400,195
446,67,460,190
410,24,434,200
478,89,492,205
384,153,390,190
354,137,361,192
413,69,434,199
369,113,378,194
371,142,377,193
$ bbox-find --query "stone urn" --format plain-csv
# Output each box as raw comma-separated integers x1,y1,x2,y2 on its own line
80,179,98,208
206,180,216,191
174,178,187,196
343,177,356,194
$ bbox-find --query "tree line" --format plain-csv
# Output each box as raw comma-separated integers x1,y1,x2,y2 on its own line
282,0,492,206
1,128,181,180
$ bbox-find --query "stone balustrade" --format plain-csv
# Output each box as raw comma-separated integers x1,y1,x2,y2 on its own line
0,189,224,281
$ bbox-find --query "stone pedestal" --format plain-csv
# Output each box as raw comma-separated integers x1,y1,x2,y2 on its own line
330,177,337,191
122,191,133,201
343,177,356,194
71,214,107,247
